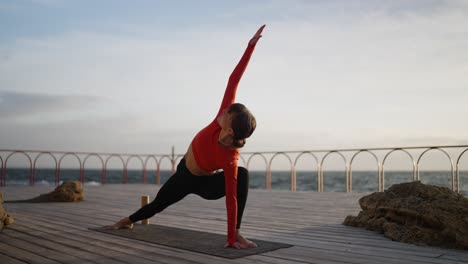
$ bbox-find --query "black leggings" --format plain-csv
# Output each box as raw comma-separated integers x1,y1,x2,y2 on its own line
129,158,249,229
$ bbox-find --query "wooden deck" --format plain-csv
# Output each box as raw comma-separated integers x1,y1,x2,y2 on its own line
1,184,467,264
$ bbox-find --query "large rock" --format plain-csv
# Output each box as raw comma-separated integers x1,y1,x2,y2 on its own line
1,192,15,231
5,181,84,203
344,181,468,249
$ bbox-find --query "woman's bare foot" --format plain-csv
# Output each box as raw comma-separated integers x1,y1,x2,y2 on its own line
104,217,133,230
236,230,257,249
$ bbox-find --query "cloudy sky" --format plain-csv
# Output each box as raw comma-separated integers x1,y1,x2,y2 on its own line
1,0,468,162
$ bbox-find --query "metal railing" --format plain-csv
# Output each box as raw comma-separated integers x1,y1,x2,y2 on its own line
241,145,468,193
1,145,468,193
0,148,182,186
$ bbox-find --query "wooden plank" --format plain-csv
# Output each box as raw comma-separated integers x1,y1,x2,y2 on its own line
5,207,404,250
0,204,442,260
9,204,391,245
12,212,460,264
0,241,62,264
1,230,97,264
247,254,338,264
4,225,163,264
4,202,377,244
0,252,28,264
1,185,467,264
10,206,454,260
3,227,127,264
0,192,389,237
264,245,451,264
8,217,292,264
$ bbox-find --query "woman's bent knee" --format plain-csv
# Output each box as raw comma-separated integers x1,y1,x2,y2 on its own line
237,167,249,187
238,167,249,177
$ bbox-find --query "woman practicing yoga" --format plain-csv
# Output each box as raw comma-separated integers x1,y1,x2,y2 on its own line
108,25,265,249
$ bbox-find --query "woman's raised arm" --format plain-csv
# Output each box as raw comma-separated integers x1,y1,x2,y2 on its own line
215,25,266,118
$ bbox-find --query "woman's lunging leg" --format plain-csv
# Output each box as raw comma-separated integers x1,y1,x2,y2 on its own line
196,166,249,227
129,171,191,223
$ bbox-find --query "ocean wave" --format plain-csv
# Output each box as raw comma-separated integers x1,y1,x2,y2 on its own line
2,180,29,186
2,180,101,186
35,180,52,186
84,181,102,186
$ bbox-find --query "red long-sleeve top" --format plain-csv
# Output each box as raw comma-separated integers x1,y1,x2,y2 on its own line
190,43,256,245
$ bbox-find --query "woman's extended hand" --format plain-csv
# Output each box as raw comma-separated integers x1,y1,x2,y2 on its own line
224,241,242,249
249,24,266,46
224,233,258,249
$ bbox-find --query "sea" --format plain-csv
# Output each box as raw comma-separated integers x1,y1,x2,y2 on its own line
2,168,468,195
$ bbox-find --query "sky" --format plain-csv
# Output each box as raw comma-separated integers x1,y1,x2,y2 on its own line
1,0,468,170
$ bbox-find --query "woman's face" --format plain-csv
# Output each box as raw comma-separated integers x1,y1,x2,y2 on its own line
219,108,232,129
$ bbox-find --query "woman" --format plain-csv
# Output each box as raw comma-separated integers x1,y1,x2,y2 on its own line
109,25,265,250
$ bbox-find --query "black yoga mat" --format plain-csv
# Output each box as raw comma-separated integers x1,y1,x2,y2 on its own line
90,224,292,259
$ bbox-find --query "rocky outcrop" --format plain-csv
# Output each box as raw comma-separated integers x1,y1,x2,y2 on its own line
5,181,84,203
344,181,468,249
0,192,15,231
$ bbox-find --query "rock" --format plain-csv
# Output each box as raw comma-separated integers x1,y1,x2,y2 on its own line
1,192,15,231
343,181,468,250
4,215,14,226
5,181,84,203
40,181,84,202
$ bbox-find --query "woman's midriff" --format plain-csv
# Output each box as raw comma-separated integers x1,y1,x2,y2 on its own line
185,144,214,176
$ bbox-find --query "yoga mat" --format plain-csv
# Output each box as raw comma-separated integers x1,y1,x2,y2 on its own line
90,224,292,259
